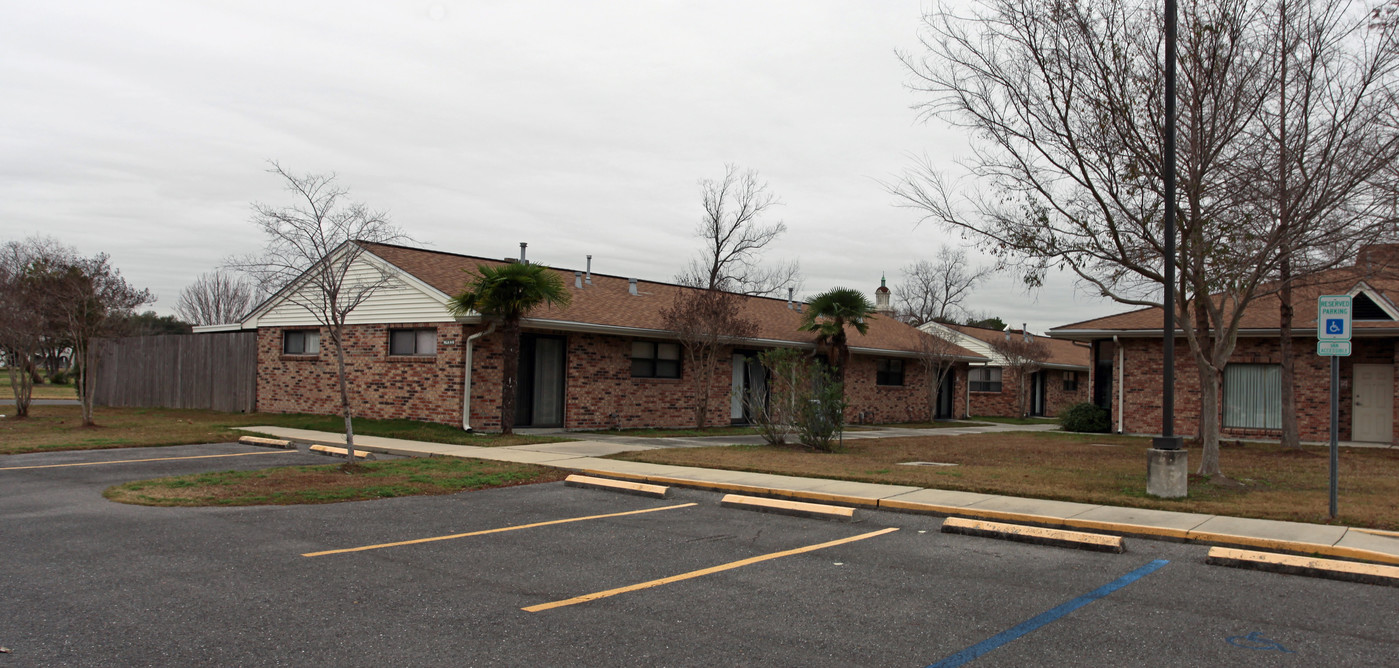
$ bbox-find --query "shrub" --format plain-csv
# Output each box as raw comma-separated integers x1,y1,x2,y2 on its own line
1060,402,1110,433
796,365,846,452
48,369,69,385
748,348,809,446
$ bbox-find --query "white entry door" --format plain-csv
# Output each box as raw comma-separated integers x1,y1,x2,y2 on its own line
1352,364,1393,443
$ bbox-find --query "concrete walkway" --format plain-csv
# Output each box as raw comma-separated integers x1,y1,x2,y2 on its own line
238,424,1399,567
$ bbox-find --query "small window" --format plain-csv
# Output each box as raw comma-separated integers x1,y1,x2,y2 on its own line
631,341,681,378
1063,371,1079,392
283,330,320,355
876,358,905,386
390,328,438,356
969,367,1002,393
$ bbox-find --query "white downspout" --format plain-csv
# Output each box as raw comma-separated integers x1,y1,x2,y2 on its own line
1114,336,1124,434
462,321,497,432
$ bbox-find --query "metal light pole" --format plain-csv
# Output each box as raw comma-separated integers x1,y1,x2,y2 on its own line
1148,0,1188,497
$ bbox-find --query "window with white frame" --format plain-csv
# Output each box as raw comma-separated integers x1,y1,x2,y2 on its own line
389,328,438,356
969,366,1002,392
631,341,681,378
283,330,320,355
1223,364,1281,429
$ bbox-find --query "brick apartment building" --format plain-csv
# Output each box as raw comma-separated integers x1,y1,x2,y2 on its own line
1049,246,1399,443
208,242,994,432
917,322,1091,419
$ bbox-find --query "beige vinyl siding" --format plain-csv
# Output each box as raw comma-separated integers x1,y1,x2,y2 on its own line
255,255,456,327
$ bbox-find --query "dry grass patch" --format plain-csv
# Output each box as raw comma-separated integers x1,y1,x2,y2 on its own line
613,432,1399,530
104,457,566,506
0,405,567,455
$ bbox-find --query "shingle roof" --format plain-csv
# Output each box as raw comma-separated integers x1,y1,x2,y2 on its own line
943,323,1091,368
363,242,987,359
1050,257,1399,337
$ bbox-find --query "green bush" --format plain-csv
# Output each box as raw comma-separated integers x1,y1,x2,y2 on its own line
796,365,846,452
1059,402,1110,433
48,369,69,385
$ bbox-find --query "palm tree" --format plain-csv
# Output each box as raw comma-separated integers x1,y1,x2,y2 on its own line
449,262,571,435
799,287,876,381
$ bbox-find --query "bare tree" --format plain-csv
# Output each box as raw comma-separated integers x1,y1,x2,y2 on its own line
0,238,74,417
893,247,993,326
887,0,1399,476
29,252,153,426
659,287,758,428
988,331,1051,418
914,326,965,421
676,164,802,296
228,162,409,463
175,270,257,326
1244,0,1399,448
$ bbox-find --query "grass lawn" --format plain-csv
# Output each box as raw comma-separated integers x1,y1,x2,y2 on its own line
29,384,77,400
104,457,565,506
611,432,1399,530
0,405,568,456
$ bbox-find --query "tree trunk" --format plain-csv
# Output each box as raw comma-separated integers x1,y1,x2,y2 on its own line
331,328,357,462
77,339,95,427
7,362,33,418
1196,357,1223,477
1279,258,1300,448
927,366,941,422
693,347,710,429
500,317,520,435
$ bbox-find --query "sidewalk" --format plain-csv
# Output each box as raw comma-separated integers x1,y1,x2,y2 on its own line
239,425,1399,567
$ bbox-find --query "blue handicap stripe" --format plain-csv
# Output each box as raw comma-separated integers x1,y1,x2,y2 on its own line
927,559,1170,668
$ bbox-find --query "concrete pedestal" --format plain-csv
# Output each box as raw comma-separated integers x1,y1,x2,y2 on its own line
1147,448,1189,498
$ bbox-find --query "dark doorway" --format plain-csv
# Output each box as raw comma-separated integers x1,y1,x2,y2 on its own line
935,368,955,419
1029,371,1047,416
1092,340,1114,412
515,334,566,428
730,351,768,425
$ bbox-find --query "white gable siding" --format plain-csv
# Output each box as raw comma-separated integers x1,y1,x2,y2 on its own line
255,255,455,327
919,322,1003,363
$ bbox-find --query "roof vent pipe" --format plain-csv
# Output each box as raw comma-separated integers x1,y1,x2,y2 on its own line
586,255,593,284
519,242,528,264
574,271,583,289
628,278,638,296
787,287,794,309
1023,323,1030,342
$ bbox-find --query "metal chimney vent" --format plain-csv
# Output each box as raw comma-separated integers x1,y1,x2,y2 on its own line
586,255,593,284
574,271,582,288
628,278,638,296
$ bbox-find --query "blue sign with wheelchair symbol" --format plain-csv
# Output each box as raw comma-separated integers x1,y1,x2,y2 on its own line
1326,319,1345,335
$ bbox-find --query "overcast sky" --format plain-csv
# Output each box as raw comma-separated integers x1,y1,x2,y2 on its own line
1,1,1121,333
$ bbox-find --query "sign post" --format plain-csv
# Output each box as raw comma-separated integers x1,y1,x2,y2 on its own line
1317,295,1352,520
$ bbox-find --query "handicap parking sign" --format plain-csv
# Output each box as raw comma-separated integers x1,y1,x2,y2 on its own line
1317,296,1352,341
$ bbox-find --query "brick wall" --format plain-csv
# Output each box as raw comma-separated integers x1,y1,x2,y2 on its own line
257,323,468,426
260,324,1016,431
1101,336,1399,443
844,356,934,424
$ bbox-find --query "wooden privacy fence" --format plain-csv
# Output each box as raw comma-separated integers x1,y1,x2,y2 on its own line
90,332,257,412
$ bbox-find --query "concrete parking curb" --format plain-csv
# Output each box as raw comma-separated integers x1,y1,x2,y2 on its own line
719,494,859,522
564,474,670,498
237,436,293,449
941,517,1125,553
1206,547,1399,587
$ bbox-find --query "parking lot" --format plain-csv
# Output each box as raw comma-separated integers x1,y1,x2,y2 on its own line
2,443,1396,667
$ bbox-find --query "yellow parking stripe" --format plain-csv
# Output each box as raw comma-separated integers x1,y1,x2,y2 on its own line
523,527,900,613
0,450,292,471
303,503,699,557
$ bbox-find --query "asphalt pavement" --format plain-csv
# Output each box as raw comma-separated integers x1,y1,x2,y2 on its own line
3,442,1398,666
